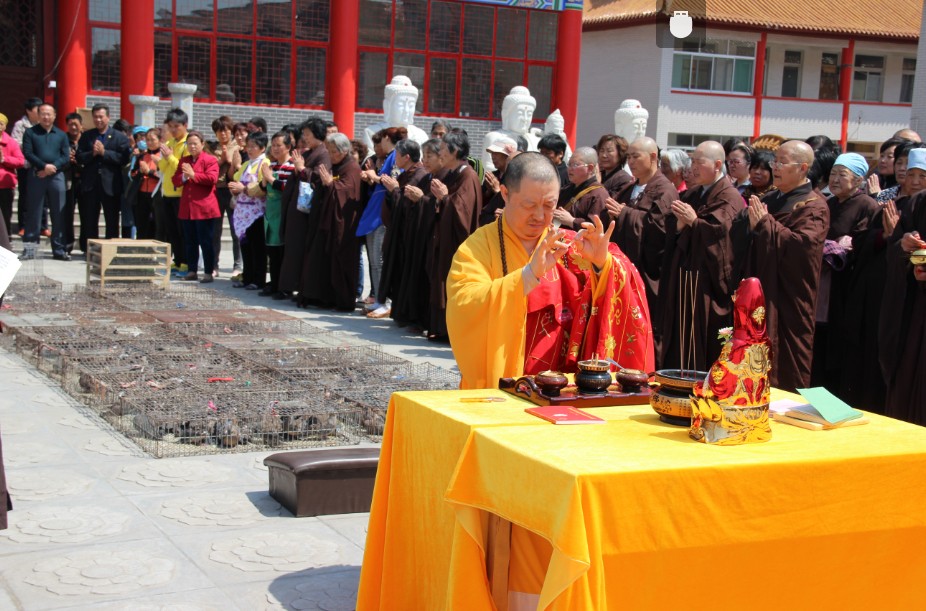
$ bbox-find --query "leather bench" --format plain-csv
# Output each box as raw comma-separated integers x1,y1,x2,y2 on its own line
264,447,380,517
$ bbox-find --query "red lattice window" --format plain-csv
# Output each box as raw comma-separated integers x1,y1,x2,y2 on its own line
129,0,328,107
357,0,559,121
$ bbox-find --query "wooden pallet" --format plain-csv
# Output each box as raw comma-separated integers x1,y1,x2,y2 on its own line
86,239,171,290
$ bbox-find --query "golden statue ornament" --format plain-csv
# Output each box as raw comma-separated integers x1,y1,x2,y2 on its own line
689,278,772,445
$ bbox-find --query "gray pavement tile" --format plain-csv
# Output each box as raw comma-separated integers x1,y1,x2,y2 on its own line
125,488,290,537
316,513,371,551
169,521,364,587
225,566,360,611
0,495,166,557
1,537,217,611
4,464,123,505
52,586,241,611
92,457,256,497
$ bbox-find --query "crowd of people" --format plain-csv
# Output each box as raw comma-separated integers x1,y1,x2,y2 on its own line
1,95,924,425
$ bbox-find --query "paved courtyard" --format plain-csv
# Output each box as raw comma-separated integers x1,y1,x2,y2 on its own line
0,250,457,610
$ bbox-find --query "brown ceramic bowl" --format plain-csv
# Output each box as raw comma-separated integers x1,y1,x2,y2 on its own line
534,370,568,397
615,368,649,392
577,359,611,373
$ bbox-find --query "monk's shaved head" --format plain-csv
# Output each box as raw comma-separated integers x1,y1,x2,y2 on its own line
689,140,725,186
630,137,658,156
694,140,725,164
779,140,814,166
895,128,921,142
773,140,814,193
504,151,560,192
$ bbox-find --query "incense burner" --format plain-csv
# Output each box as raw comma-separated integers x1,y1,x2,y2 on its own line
575,359,613,395
650,369,708,425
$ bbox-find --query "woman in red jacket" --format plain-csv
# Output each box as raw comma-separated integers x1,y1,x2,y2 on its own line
172,130,220,283
0,113,26,237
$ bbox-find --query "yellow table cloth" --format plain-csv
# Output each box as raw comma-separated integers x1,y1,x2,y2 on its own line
356,389,542,610
446,402,926,610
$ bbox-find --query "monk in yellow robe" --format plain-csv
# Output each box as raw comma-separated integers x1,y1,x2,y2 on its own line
447,152,655,390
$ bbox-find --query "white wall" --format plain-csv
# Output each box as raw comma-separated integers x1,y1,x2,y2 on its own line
577,26,664,148
846,103,912,142
760,99,842,140
659,92,754,142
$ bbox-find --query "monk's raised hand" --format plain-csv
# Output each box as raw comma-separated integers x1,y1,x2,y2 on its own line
318,164,334,186
670,200,696,228
380,175,398,192
528,227,567,280
867,174,881,196
605,196,624,218
901,231,926,253
575,215,614,270
883,199,899,237
431,179,448,199
552,207,574,228
747,195,767,229
404,185,423,202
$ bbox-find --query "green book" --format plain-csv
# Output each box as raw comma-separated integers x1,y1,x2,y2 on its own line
794,387,864,425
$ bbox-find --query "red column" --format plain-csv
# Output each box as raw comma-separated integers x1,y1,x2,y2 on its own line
555,8,582,149
752,32,767,140
121,0,154,121
840,39,855,150
329,0,360,138
56,0,89,123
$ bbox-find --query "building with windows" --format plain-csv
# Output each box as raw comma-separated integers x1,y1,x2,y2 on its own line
579,0,922,153
0,0,583,147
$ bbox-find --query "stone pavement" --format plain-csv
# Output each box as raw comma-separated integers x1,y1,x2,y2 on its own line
0,251,459,610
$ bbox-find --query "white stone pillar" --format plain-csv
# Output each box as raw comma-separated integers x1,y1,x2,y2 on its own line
129,95,160,128
168,83,197,126
910,1,926,133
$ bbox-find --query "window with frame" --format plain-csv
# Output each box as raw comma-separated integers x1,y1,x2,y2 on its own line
89,0,121,92
852,54,883,102
781,50,802,98
818,52,839,100
142,0,329,106
671,39,755,95
901,57,915,104
668,132,748,151
357,0,558,120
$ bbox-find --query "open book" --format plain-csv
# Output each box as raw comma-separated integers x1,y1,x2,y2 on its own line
770,388,868,430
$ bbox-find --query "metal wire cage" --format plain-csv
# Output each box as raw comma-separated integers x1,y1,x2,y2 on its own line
97,284,246,310
331,363,462,438
116,389,366,458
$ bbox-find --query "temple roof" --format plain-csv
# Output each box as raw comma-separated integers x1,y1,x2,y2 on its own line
583,0,922,41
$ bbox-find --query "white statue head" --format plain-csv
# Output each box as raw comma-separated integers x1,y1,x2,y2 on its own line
544,109,565,136
383,75,419,128
614,99,649,142
501,86,536,135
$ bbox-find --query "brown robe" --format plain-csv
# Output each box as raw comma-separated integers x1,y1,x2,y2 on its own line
731,181,830,391
601,167,634,198
812,191,878,390
879,192,926,423
607,171,679,348
839,194,914,412
660,176,744,371
557,177,608,231
297,156,363,311
478,169,505,227
378,163,428,324
429,163,482,338
278,143,332,293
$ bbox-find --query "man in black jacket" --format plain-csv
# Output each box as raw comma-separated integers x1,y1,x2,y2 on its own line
76,103,130,251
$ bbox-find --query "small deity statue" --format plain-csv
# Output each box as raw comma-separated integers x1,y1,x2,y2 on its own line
362,75,429,151
689,277,773,446
531,108,572,164
613,99,649,144
482,86,540,172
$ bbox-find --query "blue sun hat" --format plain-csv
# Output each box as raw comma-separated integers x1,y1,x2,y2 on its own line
907,148,926,173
